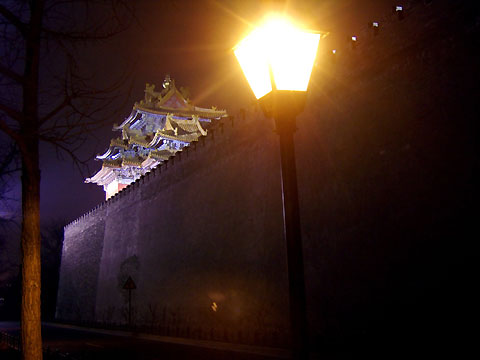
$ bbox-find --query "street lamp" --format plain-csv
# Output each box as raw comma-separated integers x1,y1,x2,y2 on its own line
234,15,320,360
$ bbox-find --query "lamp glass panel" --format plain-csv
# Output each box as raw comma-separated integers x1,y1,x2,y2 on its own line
264,19,320,91
235,16,320,98
234,28,272,99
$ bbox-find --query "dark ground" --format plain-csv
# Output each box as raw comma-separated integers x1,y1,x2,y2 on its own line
0,322,290,360
0,344,19,360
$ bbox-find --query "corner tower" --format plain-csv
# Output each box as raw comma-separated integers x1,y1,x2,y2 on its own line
86,76,228,199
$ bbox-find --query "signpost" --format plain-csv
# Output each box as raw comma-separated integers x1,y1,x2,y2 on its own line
123,276,136,326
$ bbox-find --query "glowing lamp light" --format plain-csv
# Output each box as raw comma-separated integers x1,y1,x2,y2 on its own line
234,15,321,99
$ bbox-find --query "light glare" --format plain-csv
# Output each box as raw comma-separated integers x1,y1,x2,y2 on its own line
234,28,272,99
234,16,320,99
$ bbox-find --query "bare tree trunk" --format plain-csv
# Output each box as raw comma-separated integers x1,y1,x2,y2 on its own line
21,1,44,359
21,149,42,360
0,0,128,355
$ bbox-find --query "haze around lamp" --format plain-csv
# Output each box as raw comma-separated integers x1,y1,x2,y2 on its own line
234,16,320,99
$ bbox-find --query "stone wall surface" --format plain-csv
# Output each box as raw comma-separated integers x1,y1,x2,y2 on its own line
294,0,477,352
57,0,477,355
56,205,106,321
89,111,290,337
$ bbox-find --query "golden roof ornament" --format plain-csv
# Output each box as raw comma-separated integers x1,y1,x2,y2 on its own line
162,74,172,89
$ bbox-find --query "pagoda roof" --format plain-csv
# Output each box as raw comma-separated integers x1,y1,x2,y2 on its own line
142,157,159,169
85,166,116,186
86,75,229,196
175,115,208,135
149,149,175,161
96,147,113,160
128,134,152,148
113,79,226,131
103,159,122,168
110,137,128,149
122,156,144,167
134,104,226,119
155,130,200,143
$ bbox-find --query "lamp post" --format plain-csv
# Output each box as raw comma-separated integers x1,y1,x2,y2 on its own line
234,16,320,360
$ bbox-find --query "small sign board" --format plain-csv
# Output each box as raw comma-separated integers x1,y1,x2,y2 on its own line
123,276,137,290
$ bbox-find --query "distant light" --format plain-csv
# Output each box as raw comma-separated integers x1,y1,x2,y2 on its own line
331,49,337,63
395,5,404,20
351,36,357,49
211,302,218,312
373,22,379,27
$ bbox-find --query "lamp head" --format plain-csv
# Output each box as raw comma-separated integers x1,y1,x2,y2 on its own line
234,15,321,100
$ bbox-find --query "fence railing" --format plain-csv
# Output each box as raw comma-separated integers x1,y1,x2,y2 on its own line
0,332,80,360
56,319,289,349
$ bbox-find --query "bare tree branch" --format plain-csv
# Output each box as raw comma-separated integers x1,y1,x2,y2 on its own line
0,115,23,145
39,133,91,177
0,102,23,123
0,140,20,229
0,4,27,37
0,141,19,175
39,95,70,125
42,26,130,42
0,63,25,84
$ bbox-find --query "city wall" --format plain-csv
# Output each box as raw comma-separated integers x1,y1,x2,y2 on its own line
56,0,477,353
57,110,292,342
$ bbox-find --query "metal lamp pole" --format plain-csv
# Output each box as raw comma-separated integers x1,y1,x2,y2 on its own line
277,116,308,360
262,91,309,360
234,16,320,359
